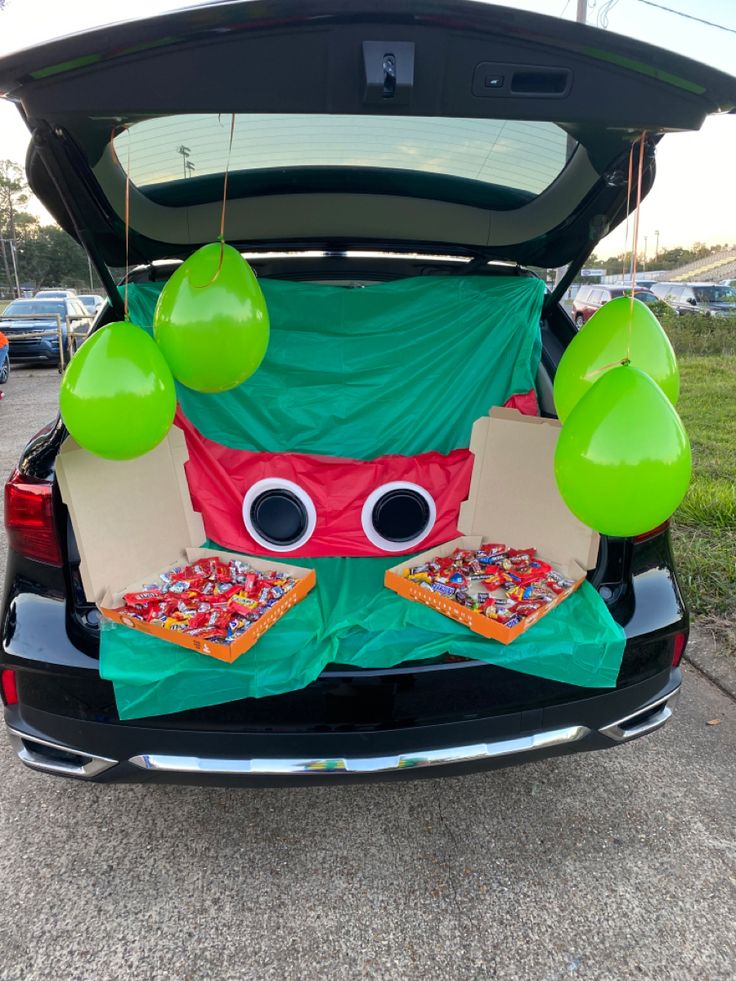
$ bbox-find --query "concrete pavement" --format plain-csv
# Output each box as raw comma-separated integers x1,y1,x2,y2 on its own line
0,367,734,981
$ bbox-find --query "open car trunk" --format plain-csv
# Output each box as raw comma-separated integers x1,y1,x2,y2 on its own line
2,0,730,723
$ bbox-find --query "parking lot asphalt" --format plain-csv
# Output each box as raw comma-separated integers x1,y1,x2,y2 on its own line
0,367,734,981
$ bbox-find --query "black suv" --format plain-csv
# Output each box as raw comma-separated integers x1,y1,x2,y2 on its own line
1,1,733,785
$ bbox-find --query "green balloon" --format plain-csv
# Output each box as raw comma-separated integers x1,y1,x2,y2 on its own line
554,296,679,422
60,321,176,460
153,242,269,393
554,364,691,537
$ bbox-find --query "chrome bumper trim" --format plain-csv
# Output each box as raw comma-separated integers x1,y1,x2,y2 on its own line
129,725,590,775
6,727,118,778
598,686,681,743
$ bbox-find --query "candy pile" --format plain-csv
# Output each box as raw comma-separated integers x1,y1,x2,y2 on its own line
119,557,297,644
403,544,575,629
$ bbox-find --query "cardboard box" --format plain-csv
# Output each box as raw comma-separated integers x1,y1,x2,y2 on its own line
385,408,600,644
56,430,316,663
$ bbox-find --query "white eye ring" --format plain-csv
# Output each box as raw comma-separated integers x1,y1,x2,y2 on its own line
361,481,437,553
242,478,316,552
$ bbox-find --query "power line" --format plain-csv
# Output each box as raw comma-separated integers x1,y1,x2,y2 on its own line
597,0,621,29
635,0,736,36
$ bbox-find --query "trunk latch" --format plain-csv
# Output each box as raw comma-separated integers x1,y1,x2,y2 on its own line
363,41,414,105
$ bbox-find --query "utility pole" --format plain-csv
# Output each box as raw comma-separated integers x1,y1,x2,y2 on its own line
0,236,11,296
555,0,586,291
10,238,22,299
654,229,660,262
643,235,648,272
177,145,192,180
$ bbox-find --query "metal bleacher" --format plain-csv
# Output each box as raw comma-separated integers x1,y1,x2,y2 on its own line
669,248,736,283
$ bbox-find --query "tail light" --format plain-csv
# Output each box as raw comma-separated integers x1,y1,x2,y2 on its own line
633,520,670,544
0,670,18,706
672,631,687,667
4,470,63,566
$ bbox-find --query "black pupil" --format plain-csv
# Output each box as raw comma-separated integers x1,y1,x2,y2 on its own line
250,489,308,546
372,489,430,542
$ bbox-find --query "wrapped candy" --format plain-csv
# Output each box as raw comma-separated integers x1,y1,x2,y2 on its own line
402,542,573,628
119,557,298,643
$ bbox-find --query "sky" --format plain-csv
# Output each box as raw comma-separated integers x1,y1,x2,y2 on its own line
0,0,734,260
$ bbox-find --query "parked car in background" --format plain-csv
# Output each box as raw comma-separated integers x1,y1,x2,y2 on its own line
0,296,91,363
34,288,78,299
572,284,658,326
652,282,736,317
77,293,105,317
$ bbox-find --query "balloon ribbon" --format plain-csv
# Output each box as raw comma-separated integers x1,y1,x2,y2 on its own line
193,113,236,289
583,131,647,382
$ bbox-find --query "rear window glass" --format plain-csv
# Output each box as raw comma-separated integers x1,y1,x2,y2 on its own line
115,114,572,196
3,301,65,316
693,285,736,303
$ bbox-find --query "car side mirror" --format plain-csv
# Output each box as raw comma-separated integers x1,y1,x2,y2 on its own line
688,297,697,305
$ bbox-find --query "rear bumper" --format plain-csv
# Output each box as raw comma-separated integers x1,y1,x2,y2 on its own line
3,670,681,786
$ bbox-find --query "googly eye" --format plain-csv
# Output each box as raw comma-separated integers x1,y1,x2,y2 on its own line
361,481,436,552
242,478,316,552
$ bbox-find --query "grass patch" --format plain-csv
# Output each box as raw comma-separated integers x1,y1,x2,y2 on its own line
672,355,736,626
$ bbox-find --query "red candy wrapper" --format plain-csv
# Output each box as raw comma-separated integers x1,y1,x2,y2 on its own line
118,557,299,645
123,590,162,609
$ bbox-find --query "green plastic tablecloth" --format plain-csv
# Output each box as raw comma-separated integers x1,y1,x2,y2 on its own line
100,552,626,721
124,275,544,459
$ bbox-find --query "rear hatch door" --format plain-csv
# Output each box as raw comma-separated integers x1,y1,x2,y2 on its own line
0,0,734,272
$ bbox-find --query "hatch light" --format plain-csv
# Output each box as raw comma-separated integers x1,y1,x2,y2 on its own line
632,521,670,544
0,670,18,706
672,632,687,668
4,470,62,566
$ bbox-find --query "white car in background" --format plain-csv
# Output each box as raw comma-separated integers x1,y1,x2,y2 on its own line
77,293,106,317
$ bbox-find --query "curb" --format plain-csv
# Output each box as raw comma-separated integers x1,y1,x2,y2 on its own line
685,622,736,701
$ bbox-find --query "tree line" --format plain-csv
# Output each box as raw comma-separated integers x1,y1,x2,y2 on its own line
0,159,104,297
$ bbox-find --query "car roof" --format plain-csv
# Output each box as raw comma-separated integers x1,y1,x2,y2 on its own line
1,0,734,270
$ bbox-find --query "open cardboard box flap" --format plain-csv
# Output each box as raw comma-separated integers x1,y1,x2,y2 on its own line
385,408,599,645
457,407,599,579
56,428,206,605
